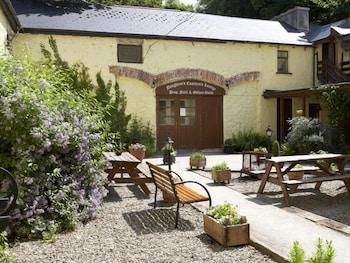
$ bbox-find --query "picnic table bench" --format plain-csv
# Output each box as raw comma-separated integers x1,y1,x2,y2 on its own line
257,154,350,206
103,152,153,195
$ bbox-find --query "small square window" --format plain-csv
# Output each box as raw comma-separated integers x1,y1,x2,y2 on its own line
118,44,142,63
277,50,289,73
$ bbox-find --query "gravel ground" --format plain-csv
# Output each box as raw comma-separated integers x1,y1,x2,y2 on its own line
11,185,276,263
197,171,350,226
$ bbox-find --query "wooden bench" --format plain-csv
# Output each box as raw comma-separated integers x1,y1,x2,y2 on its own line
147,162,212,228
282,174,350,187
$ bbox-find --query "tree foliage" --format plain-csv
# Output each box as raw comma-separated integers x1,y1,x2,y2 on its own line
198,0,350,24
35,0,194,11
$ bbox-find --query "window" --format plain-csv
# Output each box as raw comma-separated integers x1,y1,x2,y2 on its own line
118,44,142,63
159,99,175,126
309,104,321,119
179,99,195,126
277,50,289,73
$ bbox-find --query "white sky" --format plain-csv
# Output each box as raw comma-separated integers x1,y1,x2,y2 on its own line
179,0,198,6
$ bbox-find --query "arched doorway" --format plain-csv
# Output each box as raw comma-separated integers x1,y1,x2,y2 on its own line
156,79,225,149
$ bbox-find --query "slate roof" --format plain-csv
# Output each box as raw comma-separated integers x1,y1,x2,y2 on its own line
307,19,350,42
11,0,311,46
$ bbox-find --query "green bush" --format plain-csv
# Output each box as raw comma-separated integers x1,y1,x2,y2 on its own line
224,138,234,146
0,54,108,239
289,241,305,263
207,203,246,226
285,117,325,154
230,130,267,152
272,140,280,156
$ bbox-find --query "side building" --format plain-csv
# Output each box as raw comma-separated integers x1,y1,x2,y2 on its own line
10,1,350,149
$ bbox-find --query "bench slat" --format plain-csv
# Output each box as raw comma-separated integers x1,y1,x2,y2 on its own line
283,174,350,185
176,185,208,203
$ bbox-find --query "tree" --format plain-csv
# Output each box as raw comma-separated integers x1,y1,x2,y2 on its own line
35,0,193,11
198,0,350,24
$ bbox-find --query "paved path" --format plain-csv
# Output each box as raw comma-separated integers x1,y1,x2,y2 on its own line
147,155,350,263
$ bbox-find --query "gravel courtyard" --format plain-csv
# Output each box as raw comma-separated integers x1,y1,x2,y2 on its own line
11,184,275,263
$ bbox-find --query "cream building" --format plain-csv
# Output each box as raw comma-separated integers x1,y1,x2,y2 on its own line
7,1,350,149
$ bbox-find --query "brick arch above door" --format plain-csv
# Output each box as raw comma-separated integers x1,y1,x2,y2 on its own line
109,66,260,89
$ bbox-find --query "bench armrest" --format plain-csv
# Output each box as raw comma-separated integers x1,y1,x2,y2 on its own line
170,171,183,182
174,181,211,204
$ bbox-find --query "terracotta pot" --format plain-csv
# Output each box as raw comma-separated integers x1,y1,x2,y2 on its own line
203,214,250,247
211,169,231,184
190,157,206,170
130,149,145,161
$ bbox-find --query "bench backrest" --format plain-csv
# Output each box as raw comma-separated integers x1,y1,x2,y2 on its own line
146,162,176,196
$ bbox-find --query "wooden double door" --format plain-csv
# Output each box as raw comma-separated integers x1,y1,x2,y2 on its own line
156,96,223,149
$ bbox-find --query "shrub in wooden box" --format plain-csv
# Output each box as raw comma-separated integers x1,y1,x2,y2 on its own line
211,162,231,184
204,203,249,247
189,152,206,170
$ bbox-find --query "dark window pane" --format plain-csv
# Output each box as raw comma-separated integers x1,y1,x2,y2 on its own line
277,51,289,73
160,116,175,126
118,45,142,63
180,116,195,126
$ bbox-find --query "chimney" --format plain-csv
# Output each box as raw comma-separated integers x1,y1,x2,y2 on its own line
273,6,310,32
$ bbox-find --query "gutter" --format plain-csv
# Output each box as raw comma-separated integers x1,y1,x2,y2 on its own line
20,27,313,47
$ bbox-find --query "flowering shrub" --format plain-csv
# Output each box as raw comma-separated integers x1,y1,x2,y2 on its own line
128,143,146,152
0,55,108,239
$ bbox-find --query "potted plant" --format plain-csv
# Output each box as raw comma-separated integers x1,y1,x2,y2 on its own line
161,145,176,165
253,147,268,154
211,162,231,184
189,151,206,170
287,164,304,180
129,143,146,161
204,203,249,247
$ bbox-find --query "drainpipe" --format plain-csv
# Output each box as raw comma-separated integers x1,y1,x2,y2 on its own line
312,46,316,88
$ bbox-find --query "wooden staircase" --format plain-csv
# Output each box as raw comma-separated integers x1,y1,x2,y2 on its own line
317,60,350,84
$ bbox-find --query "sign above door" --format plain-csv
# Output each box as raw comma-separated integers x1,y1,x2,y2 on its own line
156,79,225,96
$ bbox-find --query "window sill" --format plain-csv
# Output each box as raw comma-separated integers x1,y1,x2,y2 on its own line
276,72,292,75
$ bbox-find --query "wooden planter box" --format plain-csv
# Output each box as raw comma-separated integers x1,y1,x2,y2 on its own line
190,158,206,170
212,169,231,184
203,214,250,247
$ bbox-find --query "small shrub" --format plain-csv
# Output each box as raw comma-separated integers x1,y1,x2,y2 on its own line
207,203,246,226
309,238,335,263
190,151,205,161
289,238,335,263
0,232,15,263
129,143,146,152
231,130,267,152
212,162,229,171
161,145,176,155
286,117,325,154
224,138,234,146
289,241,305,263
272,140,280,156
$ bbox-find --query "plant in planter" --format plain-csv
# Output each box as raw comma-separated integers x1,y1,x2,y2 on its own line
204,203,249,247
129,143,146,161
161,145,176,165
253,147,268,154
288,164,304,180
189,151,206,170
211,162,231,184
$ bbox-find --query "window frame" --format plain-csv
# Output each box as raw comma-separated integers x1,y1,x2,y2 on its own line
277,50,290,74
117,44,143,64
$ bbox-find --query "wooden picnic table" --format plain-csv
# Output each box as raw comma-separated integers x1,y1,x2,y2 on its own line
257,153,350,206
103,152,153,195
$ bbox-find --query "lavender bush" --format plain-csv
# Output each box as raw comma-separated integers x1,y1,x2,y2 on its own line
0,55,108,239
